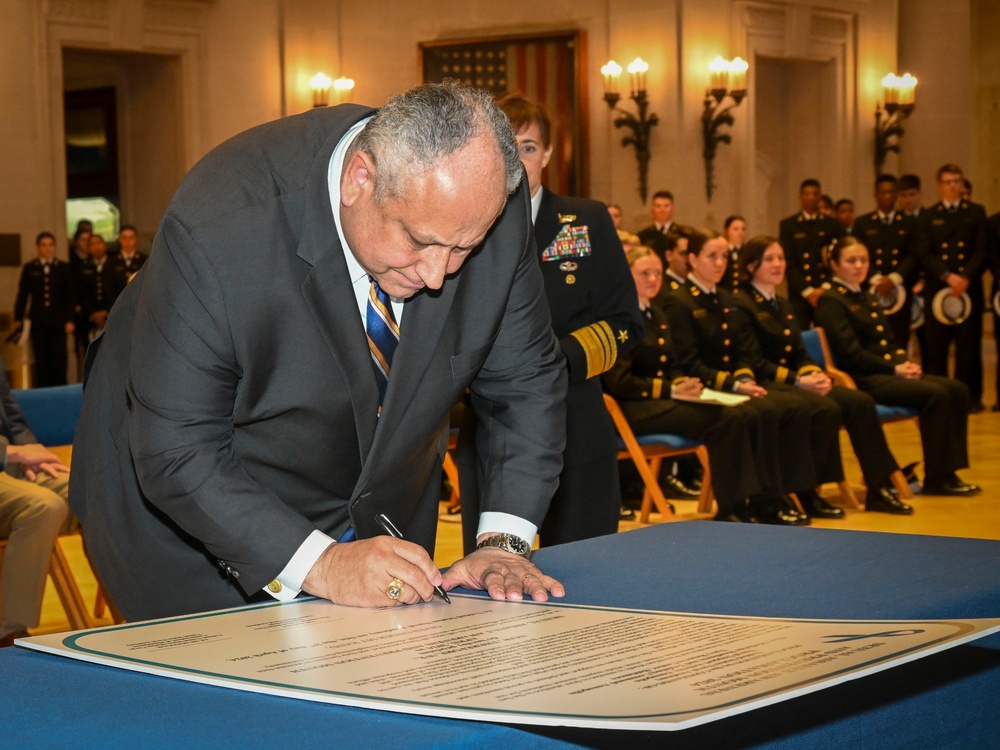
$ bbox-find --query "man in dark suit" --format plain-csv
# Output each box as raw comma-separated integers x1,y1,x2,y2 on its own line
988,210,1000,411
778,178,846,326
637,190,677,258
913,163,990,412
853,174,919,348
111,224,147,280
70,82,568,621
12,232,76,386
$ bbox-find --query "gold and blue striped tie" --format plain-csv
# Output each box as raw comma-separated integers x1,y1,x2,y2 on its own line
367,277,399,407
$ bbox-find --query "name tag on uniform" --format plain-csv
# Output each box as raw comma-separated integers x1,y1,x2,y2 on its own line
693,308,709,319
757,311,772,321
932,219,946,226
850,304,863,312
794,232,807,239
541,224,592,261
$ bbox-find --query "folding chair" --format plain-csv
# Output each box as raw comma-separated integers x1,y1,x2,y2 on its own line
801,328,916,500
8,384,122,627
603,393,714,523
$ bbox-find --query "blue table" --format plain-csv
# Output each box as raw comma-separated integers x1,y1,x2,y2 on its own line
3,523,999,748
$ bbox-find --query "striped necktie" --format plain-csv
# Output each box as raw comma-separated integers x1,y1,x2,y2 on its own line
367,277,399,406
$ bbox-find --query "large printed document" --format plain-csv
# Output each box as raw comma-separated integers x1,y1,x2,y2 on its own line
19,597,1000,731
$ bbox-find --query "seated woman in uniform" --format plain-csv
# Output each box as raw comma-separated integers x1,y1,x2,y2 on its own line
814,236,980,497
605,245,798,524
665,229,854,525
733,235,911,514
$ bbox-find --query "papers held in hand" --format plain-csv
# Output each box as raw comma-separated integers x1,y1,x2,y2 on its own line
673,387,750,407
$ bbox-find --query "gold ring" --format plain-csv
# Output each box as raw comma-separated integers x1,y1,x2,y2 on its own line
386,577,405,601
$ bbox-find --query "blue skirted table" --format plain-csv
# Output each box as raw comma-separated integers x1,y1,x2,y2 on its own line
3,523,999,749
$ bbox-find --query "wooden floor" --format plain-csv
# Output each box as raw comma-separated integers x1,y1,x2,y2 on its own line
37,408,1000,637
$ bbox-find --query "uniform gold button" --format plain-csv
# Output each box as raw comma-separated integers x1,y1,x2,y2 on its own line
876,249,883,254
803,263,811,270
876,325,884,332
884,354,892,360
723,356,730,363
267,580,283,593
880,339,887,346
779,358,787,365
641,391,648,397
656,370,664,377
785,345,792,352
892,249,898,255
942,242,949,249
659,355,667,362
724,339,730,346
784,329,791,335
722,323,728,330
658,338,666,345
942,254,949,260
871,313,878,318
958,241,965,247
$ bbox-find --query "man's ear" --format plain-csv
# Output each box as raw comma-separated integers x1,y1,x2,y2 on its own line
341,151,375,207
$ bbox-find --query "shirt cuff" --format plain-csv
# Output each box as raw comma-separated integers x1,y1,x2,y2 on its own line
264,529,336,601
476,512,538,547
801,286,816,299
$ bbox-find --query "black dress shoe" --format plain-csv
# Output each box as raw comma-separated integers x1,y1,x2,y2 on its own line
715,503,758,523
970,402,986,414
620,507,636,521
798,490,845,519
757,508,811,526
663,474,701,498
866,486,914,514
922,477,982,497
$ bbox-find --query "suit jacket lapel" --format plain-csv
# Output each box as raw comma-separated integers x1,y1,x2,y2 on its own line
297,119,380,465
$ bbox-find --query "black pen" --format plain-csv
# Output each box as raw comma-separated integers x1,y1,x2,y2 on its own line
375,513,451,603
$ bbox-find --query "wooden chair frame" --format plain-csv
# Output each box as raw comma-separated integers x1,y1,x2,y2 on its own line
603,393,714,523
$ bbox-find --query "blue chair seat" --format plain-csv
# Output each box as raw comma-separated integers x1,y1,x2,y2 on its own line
10,384,83,446
875,403,920,421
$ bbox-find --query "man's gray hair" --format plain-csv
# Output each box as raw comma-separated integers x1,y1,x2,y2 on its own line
350,80,522,203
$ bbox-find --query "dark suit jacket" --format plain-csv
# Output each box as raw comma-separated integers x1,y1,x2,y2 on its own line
731,287,823,385
664,283,758,392
14,259,76,328
853,211,918,285
778,212,845,298
914,200,990,300
69,104,567,620
533,188,642,462
814,282,908,377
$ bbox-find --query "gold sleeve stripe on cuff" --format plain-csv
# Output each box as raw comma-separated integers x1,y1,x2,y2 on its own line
734,368,755,380
776,366,790,383
798,365,821,376
651,378,663,399
570,321,618,380
714,372,728,391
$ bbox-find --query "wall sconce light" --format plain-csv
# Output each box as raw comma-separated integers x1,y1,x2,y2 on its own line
601,57,659,203
333,76,355,104
701,56,748,202
874,72,917,176
311,72,332,108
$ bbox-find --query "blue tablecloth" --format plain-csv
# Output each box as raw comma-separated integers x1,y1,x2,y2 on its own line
3,523,999,749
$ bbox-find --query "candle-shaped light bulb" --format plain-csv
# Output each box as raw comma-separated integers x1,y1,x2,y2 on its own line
627,57,649,96
601,60,622,94
708,56,729,93
729,57,748,92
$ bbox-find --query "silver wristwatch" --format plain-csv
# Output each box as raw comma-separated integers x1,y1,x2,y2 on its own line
476,533,532,560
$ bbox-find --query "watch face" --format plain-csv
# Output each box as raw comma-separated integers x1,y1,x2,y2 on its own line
505,536,530,555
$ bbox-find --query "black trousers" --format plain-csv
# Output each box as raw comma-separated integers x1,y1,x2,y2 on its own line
457,383,621,554
854,373,970,484
29,323,68,387
764,383,844,486
922,286,983,404
826,385,899,489
623,401,763,516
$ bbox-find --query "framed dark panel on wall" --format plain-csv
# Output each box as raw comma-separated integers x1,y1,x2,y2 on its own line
64,86,120,206
419,31,589,197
